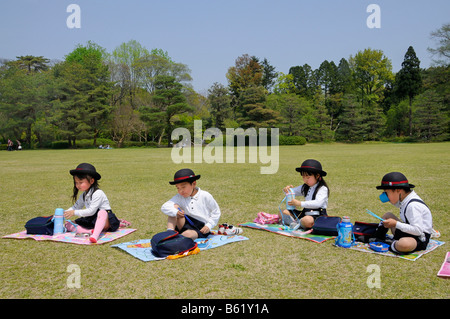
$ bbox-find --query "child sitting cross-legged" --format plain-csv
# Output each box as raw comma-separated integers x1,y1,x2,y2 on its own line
281,159,329,230
161,169,222,239
374,172,433,254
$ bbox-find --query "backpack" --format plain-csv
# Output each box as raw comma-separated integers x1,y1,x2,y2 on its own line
311,216,341,236
25,216,54,235
151,230,198,258
353,221,378,243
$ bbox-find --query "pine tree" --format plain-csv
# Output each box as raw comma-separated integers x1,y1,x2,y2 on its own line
150,75,193,146
208,82,231,130
413,90,448,141
394,46,422,135
300,92,333,142
53,42,112,147
237,86,280,129
335,95,368,142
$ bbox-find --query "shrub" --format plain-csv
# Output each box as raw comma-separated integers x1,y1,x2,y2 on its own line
279,135,307,145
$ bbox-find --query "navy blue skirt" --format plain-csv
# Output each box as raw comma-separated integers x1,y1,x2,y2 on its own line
75,209,120,232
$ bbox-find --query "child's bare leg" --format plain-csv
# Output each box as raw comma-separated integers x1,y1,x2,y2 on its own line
381,212,417,253
392,237,417,253
168,215,188,233
167,216,177,230
181,229,198,239
300,216,314,229
280,209,295,226
282,209,292,216
176,216,186,231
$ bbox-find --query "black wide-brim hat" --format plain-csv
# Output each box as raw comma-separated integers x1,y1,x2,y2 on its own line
169,168,200,185
70,163,101,180
376,172,415,190
295,159,327,176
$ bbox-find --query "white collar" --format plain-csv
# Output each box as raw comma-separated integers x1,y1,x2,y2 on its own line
400,190,416,208
188,187,201,200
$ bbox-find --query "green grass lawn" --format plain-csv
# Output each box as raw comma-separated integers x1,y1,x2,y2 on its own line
0,143,448,299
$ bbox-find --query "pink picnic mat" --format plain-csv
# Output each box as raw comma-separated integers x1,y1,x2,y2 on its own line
437,252,450,278
3,228,136,245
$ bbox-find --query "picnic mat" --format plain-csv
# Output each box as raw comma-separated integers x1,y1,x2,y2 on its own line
2,228,137,245
112,234,248,261
238,222,335,243
348,239,445,261
437,252,450,277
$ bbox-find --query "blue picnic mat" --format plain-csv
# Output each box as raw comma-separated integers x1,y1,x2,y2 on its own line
238,222,335,243
348,239,445,261
112,234,248,261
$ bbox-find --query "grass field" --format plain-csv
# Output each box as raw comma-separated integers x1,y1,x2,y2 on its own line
0,143,449,299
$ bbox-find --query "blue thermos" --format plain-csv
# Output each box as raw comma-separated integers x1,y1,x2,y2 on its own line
53,208,65,235
336,216,354,248
285,188,296,210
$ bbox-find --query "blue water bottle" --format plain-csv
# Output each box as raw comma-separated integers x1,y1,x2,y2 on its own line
285,188,296,210
335,216,354,248
53,208,65,235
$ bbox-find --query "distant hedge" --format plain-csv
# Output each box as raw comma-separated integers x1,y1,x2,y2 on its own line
279,135,307,145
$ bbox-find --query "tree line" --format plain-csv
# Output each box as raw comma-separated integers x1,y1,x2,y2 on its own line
0,24,449,149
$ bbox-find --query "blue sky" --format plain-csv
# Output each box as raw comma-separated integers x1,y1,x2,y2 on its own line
0,0,448,93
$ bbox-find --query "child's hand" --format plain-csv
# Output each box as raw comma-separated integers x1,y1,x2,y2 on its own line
288,199,301,207
200,225,210,234
283,185,294,193
64,210,74,219
174,205,184,218
382,218,397,228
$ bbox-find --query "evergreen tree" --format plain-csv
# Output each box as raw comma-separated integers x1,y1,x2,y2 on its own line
363,102,386,140
300,92,333,142
288,64,318,98
260,58,278,92
237,85,280,128
0,61,51,147
148,75,193,146
336,58,353,94
317,60,338,99
53,42,112,147
394,46,422,135
413,90,448,141
335,95,368,142
207,82,232,130
384,100,409,137
11,55,50,74
265,93,309,136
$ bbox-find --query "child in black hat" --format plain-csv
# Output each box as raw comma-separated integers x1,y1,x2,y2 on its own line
161,168,221,239
281,159,329,230
63,163,120,243
374,172,433,254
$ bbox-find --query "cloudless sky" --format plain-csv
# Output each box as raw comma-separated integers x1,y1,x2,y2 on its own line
0,0,448,93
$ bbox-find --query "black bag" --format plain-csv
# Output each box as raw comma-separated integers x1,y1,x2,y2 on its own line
25,216,54,235
353,221,378,243
312,216,341,236
151,230,198,258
